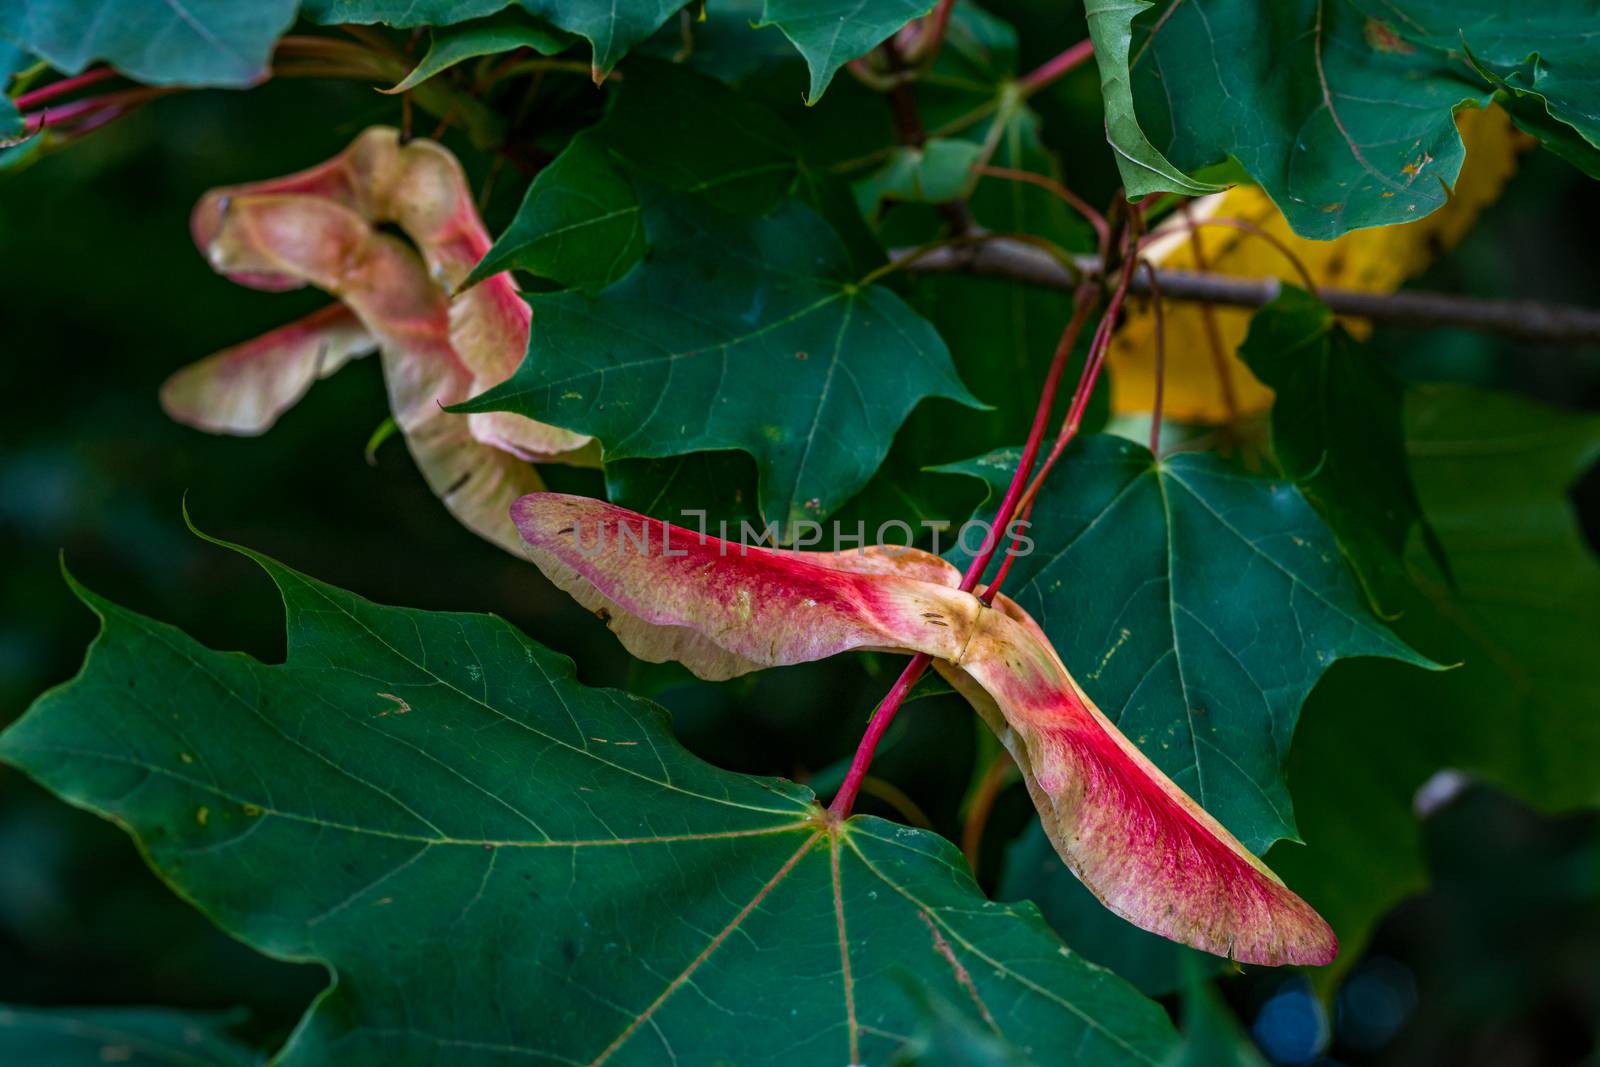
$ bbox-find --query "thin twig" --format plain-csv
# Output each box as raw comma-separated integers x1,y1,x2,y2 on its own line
962,752,1016,872
857,229,1079,289
1156,211,1320,296
21,87,173,134
976,164,1109,248
827,654,932,819
895,236,1600,345
1017,39,1094,96
981,282,1102,599
860,776,933,828
430,100,460,141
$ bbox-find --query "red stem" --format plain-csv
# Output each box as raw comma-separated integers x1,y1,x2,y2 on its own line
803,36,1103,821
956,301,1083,595
976,164,1109,249
62,104,127,138
23,96,104,126
828,272,1091,819
981,284,1100,599
983,231,1141,604
1017,39,1094,95
12,67,118,111
915,0,958,65
826,652,933,818
21,87,169,133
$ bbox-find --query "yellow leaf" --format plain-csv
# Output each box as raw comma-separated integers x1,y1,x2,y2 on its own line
1110,105,1529,424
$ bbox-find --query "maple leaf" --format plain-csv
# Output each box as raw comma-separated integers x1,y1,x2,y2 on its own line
0,535,1187,1064
162,127,590,553
1110,105,1528,423
511,493,1338,967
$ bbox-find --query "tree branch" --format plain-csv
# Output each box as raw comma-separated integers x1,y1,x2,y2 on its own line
897,237,1600,345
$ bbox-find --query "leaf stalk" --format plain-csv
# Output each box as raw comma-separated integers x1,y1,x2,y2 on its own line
1016,39,1094,98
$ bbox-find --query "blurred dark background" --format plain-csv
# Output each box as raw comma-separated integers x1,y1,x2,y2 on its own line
2,26,1598,1066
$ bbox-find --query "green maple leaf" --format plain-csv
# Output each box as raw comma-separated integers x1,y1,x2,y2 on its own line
940,436,1434,853
469,132,648,293
598,274,1109,538
299,0,506,24
603,449,763,527
851,2,1093,253
1239,287,1448,607
1,40,29,143
0,534,1182,1066
1082,0,1504,237
385,12,572,94
888,982,1046,1066
1350,0,1600,178
468,60,807,293
757,0,935,103
468,60,934,529
1270,384,1600,978
308,0,933,97
462,187,981,530
0,0,297,86
0,1005,261,1067
301,0,686,78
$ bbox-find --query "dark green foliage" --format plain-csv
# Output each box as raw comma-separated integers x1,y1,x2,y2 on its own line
1084,0,1600,235
0,542,1179,1065
940,436,1434,851
4,1,1600,1062
465,186,980,530
0,1005,262,1066
1239,286,1445,605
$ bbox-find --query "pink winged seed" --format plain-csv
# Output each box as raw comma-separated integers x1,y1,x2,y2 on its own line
174,125,585,459
513,493,1337,967
160,303,375,435
196,192,542,555
169,127,603,552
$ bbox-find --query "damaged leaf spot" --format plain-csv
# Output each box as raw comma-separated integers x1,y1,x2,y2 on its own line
1363,18,1415,54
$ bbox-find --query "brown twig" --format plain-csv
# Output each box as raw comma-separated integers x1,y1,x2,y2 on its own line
895,236,1600,345
877,34,972,234
1159,210,1321,297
